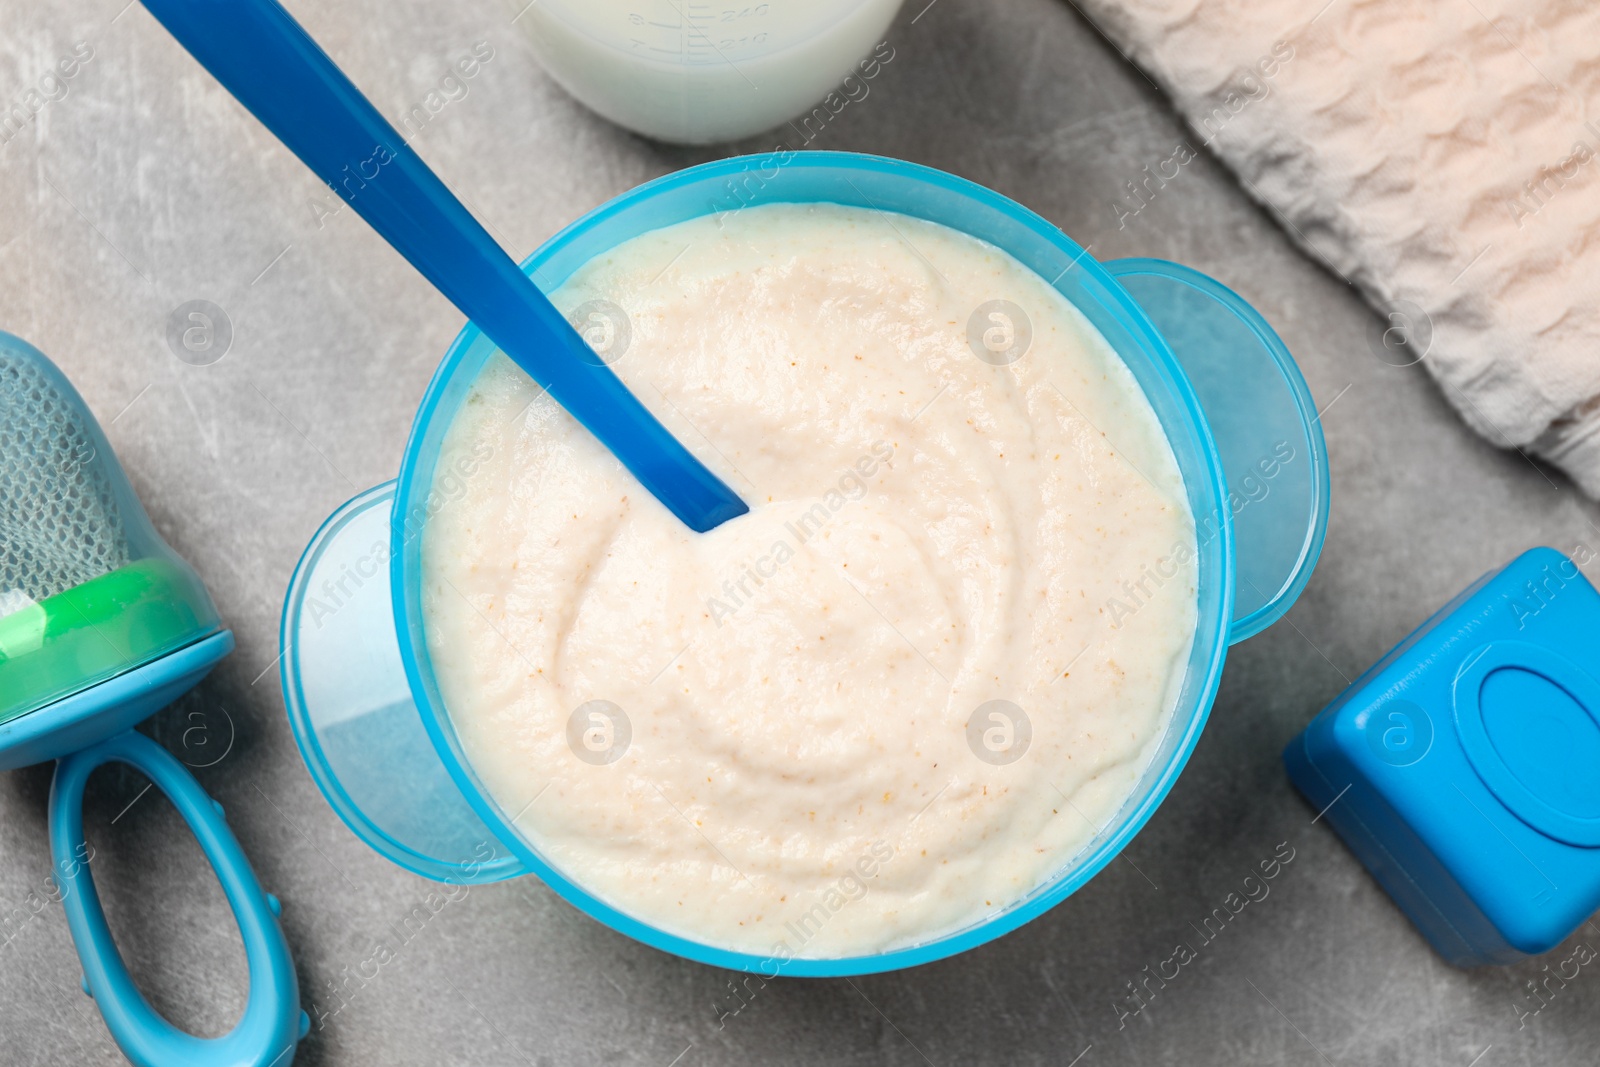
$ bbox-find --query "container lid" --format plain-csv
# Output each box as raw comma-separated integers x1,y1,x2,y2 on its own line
279,482,524,885
1105,259,1330,643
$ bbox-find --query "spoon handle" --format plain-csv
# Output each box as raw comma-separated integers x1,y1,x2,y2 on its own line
141,0,748,532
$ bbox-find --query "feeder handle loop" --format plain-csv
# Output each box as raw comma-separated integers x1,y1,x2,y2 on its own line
50,730,306,1067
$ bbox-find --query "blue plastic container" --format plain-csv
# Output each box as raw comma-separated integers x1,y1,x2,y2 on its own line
281,152,1331,975
1286,547,1600,966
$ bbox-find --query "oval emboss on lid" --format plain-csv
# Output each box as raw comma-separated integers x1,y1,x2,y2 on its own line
1480,667,1600,820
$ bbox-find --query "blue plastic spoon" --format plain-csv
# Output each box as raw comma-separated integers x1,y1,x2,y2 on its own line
139,0,747,533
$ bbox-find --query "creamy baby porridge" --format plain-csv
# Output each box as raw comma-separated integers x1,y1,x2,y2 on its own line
421,202,1198,959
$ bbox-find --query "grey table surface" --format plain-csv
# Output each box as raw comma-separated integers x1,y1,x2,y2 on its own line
3,1,1599,1064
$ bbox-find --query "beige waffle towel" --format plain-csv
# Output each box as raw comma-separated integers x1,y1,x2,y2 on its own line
1073,0,1600,494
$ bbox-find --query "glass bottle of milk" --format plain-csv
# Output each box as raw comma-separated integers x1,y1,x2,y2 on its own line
509,0,905,144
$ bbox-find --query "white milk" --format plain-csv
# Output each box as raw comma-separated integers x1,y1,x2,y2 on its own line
511,0,905,143
423,203,1198,958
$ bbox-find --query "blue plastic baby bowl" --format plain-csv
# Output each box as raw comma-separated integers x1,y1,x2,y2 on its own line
280,152,1330,976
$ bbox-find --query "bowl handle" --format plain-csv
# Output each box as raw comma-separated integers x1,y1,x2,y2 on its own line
280,482,526,885
48,729,305,1067
1103,258,1331,644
